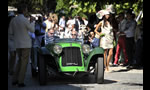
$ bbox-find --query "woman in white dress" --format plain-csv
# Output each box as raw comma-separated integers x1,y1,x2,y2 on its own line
95,11,115,71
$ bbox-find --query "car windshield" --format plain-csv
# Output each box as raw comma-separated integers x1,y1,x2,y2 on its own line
45,31,84,45
45,35,83,44
53,38,83,43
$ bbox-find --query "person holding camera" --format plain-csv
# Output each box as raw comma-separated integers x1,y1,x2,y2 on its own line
34,16,46,46
88,31,100,48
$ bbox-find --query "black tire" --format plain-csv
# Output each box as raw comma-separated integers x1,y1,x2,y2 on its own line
31,64,37,77
95,57,104,84
30,48,37,77
38,54,47,85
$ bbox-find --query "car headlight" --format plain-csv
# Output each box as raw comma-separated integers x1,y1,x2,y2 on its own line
82,44,90,54
53,45,62,55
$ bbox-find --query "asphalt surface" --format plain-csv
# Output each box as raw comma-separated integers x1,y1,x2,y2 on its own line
8,61,143,90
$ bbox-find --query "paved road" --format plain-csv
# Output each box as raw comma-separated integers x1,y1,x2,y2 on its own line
8,62,143,90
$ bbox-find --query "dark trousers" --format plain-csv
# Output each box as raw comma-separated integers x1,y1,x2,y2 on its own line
12,48,30,84
8,51,16,73
133,39,143,66
126,37,135,65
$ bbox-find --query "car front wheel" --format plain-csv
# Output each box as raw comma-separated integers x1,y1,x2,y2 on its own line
95,57,104,84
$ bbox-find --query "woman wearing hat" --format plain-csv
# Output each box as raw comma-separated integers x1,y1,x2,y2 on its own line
95,10,116,71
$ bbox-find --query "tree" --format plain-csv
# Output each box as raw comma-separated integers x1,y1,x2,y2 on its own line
8,0,46,13
55,0,143,20
8,0,143,21
55,0,97,18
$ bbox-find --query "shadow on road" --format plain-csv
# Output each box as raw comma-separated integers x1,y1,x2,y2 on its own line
103,79,117,84
111,68,130,73
42,74,118,85
110,67,143,73
122,82,143,86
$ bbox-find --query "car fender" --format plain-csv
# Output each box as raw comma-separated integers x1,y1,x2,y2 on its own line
85,47,104,70
39,47,51,55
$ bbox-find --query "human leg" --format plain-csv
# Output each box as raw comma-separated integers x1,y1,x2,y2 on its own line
12,49,22,83
114,42,121,64
122,42,128,64
118,49,124,64
106,48,113,71
18,48,30,84
126,37,134,65
12,48,30,86
8,51,16,75
103,49,108,70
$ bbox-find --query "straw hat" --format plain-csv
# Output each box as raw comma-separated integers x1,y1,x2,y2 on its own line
96,4,115,19
96,10,110,19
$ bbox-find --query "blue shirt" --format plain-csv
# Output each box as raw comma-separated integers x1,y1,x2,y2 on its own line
45,33,54,45
35,22,46,34
124,20,137,38
91,38,100,48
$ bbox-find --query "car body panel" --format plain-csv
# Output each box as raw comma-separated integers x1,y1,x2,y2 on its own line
31,38,105,84
85,47,104,70
32,38,104,73
45,40,85,72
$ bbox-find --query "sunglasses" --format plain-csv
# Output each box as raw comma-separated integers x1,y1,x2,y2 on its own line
50,33,54,34
72,34,76,36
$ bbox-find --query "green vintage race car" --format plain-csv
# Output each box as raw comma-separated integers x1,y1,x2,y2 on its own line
31,37,104,85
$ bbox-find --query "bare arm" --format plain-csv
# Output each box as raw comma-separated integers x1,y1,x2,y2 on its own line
94,21,102,35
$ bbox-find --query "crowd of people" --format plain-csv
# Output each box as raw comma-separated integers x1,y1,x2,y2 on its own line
8,4,143,87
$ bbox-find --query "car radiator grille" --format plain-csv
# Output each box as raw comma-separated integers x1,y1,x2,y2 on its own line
62,47,82,66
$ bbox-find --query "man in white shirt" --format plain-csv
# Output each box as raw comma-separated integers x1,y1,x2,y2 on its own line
59,16,66,38
59,16,66,31
65,16,75,38
8,4,35,87
82,17,88,26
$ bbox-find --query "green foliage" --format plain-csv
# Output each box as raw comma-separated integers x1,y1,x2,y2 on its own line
114,0,143,16
55,0,97,18
8,0,143,20
8,0,44,13
55,0,143,20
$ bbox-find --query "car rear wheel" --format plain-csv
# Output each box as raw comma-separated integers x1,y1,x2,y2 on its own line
95,57,104,84
38,54,47,85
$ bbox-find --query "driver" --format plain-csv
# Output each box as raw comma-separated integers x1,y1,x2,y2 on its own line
45,28,55,44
